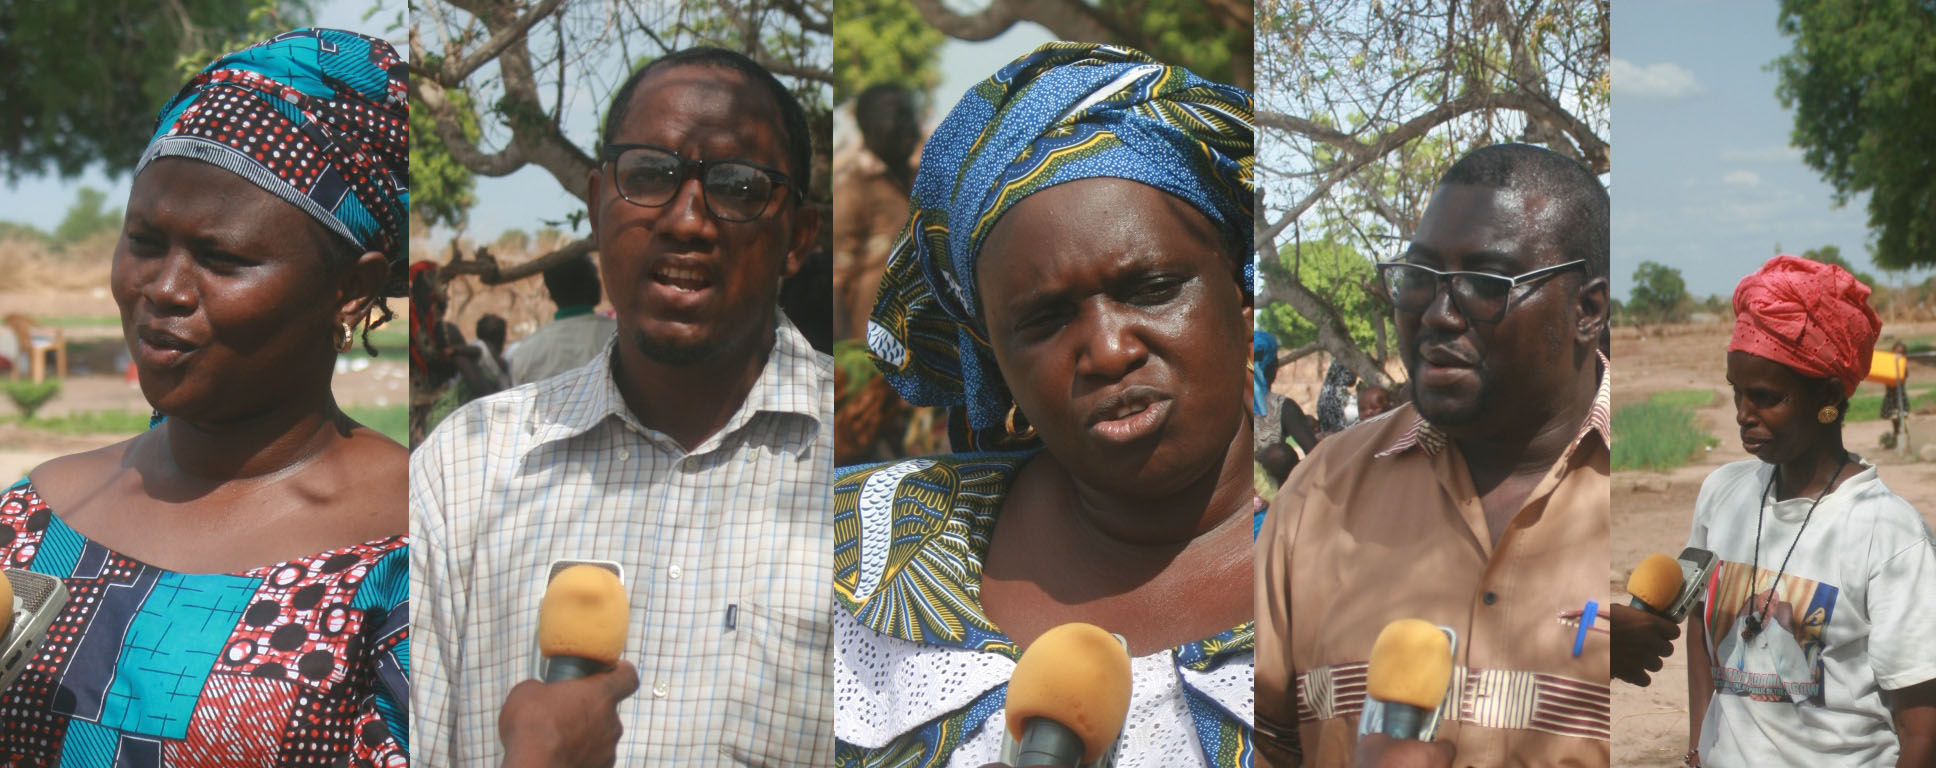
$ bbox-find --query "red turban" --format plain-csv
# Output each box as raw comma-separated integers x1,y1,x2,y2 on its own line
1729,254,1881,397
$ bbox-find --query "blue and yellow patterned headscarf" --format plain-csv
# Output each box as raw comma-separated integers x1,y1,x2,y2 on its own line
867,42,1254,449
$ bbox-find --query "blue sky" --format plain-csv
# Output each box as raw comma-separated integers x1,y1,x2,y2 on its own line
1611,0,1922,301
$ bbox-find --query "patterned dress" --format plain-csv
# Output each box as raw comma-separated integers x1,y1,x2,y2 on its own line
832,453,1254,767
0,480,408,766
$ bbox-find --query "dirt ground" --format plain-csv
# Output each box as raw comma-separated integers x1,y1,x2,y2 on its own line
1610,321,1936,767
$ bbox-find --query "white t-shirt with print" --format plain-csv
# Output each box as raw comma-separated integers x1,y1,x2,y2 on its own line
1688,458,1936,767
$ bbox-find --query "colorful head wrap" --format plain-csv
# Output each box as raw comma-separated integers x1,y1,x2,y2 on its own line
866,42,1254,448
1729,254,1881,398
138,28,409,288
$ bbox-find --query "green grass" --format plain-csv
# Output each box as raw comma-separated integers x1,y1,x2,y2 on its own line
5,405,405,444
345,324,409,360
345,404,407,445
1613,394,1719,472
6,409,150,435
1848,386,1936,423
1647,389,1716,410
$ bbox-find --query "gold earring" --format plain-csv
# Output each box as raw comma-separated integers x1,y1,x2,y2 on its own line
336,322,355,354
1005,402,1036,441
1817,405,1838,424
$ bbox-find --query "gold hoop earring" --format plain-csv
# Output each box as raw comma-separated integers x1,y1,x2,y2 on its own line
1817,405,1839,424
336,321,355,354
1005,402,1036,441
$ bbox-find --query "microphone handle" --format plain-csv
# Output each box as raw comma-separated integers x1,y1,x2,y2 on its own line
542,655,612,683
1014,717,1086,767
1381,703,1429,740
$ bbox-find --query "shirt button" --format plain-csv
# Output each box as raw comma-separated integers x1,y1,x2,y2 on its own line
618,449,629,461
668,564,683,580
1483,591,1498,605
651,681,668,698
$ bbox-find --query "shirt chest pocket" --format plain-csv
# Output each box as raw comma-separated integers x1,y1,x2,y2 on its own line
719,601,832,766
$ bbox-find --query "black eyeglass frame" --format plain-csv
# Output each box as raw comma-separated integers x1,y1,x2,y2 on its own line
1374,258,1590,323
599,142,801,223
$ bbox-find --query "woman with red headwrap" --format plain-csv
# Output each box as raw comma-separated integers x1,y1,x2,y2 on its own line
1682,255,1936,767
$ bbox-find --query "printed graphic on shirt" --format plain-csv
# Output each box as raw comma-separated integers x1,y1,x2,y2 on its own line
1702,560,1838,705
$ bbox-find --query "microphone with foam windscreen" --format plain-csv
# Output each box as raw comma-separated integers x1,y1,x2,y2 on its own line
1626,548,1717,623
2,568,68,692
1359,618,1456,741
536,562,629,683
1001,622,1133,767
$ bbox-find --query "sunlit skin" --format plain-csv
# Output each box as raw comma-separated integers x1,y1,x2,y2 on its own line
26,157,404,574
587,63,817,450
1395,183,1606,543
973,178,1253,654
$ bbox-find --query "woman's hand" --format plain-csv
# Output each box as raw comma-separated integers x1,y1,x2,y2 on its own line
499,661,640,768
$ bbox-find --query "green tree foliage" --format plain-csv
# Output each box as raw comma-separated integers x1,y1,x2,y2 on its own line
409,75,478,231
1774,0,1936,268
0,0,314,181
1258,236,1382,351
832,0,943,102
51,187,123,246
1628,260,1690,324
1796,244,1877,291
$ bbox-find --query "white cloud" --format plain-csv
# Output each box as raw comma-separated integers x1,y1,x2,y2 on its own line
1613,58,1702,99
1724,170,1762,187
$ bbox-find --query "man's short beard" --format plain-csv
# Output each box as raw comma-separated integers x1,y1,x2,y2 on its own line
630,329,719,366
1406,361,1493,428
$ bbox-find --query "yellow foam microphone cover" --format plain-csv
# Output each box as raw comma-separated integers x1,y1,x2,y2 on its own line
1004,622,1134,763
1366,619,1453,711
0,569,14,638
536,565,629,664
1627,553,1685,613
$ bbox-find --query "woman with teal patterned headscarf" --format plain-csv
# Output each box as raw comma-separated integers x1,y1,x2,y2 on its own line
834,42,1256,767
0,29,407,765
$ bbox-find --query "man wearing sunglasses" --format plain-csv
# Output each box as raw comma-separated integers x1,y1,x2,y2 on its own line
1256,143,1613,767
411,47,832,767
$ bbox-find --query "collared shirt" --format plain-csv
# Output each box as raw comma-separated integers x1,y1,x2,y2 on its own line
411,317,834,767
506,310,618,386
1257,362,1612,768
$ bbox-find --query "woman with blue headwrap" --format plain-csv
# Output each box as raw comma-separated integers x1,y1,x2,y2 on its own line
0,30,408,764
833,43,1256,767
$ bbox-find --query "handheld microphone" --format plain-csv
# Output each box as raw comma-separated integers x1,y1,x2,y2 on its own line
536,562,629,683
2,568,68,692
1625,548,1717,623
1359,619,1456,741
1001,622,1133,767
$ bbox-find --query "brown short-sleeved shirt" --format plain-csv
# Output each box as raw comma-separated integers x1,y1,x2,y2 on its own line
1256,370,1611,768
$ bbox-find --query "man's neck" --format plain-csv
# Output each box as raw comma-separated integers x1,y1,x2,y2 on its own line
154,387,347,485
1453,356,1600,495
611,326,776,452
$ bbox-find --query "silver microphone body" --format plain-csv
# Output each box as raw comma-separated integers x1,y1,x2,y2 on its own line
2,569,69,692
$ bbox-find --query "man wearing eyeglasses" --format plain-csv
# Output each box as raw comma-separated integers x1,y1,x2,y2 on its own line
1256,143,1612,767
411,47,832,767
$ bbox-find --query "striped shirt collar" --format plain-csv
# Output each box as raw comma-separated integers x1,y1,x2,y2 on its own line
1375,349,1611,459
525,315,826,457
